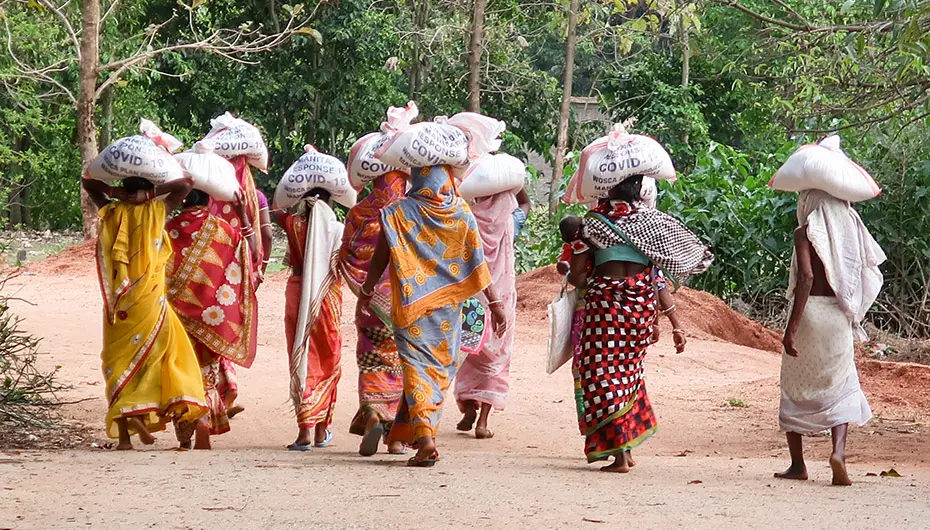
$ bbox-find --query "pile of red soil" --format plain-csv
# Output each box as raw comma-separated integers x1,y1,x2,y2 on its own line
515,264,782,353
858,359,930,411
27,240,96,275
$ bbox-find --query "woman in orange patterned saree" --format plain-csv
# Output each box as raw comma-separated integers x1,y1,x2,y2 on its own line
356,165,506,467
165,189,259,449
274,189,344,451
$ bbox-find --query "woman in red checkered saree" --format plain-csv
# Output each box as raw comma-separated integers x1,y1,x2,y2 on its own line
566,176,713,471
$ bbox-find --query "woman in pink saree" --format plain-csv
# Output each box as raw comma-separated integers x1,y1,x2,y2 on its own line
455,188,530,438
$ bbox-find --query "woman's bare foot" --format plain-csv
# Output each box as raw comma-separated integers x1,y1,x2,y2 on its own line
387,440,407,454
193,421,211,450
227,405,245,419
359,413,383,457
626,451,636,468
830,454,852,486
774,464,809,480
129,418,156,445
115,419,133,450
457,402,477,432
178,441,192,451
314,423,329,445
601,455,631,473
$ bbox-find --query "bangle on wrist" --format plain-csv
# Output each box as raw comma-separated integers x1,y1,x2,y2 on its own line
488,299,503,307
360,286,374,297
672,328,685,335
660,304,676,315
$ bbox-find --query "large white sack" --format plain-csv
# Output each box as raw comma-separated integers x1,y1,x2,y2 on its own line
174,140,240,201
85,119,185,184
562,124,675,204
374,122,470,169
347,102,419,189
769,135,880,202
274,145,357,209
455,153,526,201
204,112,269,172
442,112,506,158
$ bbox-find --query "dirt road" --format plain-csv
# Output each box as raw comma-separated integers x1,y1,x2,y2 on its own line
1,260,928,529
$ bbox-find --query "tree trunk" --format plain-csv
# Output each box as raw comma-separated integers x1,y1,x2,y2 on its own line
78,0,101,239
99,84,114,148
466,0,487,112
679,14,690,145
408,0,429,100
548,0,580,213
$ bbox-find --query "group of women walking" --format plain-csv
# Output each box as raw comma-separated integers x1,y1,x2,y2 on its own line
84,107,881,484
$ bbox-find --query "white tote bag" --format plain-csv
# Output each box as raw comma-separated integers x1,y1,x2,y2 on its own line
546,278,578,375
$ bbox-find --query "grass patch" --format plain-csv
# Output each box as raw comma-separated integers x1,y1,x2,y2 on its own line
725,398,748,408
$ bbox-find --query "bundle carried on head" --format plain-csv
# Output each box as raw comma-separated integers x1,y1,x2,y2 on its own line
347,102,418,190
563,123,676,204
373,104,473,169
85,119,185,184
204,112,269,173
174,140,240,201
274,145,356,209
455,153,527,201
769,135,880,202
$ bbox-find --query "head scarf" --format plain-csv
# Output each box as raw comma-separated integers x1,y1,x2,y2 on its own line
790,190,886,340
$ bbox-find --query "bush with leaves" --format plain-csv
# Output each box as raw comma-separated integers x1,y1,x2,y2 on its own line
0,272,62,436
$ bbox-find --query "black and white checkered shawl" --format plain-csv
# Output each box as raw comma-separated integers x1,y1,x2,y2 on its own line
581,202,714,285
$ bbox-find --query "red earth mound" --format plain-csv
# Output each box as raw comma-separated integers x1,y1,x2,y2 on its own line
515,264,782,353
858,359,930,411
27,240,96,275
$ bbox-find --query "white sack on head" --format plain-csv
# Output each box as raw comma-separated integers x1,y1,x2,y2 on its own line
769,135,880,203
174,140,240,201
85,119,185,184
374,114,470,169
274,145,356,209
562,123,676,204
442,112,506,159
204,112,269,172
454,153,526,201
347,102,419,189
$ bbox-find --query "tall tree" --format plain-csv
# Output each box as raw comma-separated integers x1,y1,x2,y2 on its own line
3,0,315,237
466,0,487,112
549,0,580,212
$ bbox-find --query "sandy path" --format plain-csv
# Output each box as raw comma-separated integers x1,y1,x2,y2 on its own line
1,266,928,529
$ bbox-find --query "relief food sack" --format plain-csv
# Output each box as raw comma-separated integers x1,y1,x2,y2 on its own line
455,153,526,201
562,123,675,204
347,102,419,189
274,145,357,209
374,122,470,169
442,112,506,158
204,112,269,172
85,119,184,184
174,140,240,201
769,135,880,202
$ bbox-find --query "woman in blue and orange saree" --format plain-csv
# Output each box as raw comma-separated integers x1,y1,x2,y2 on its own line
356,165,506,467
566,176,712,472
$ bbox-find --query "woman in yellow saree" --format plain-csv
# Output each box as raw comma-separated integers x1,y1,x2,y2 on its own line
83,177,207,450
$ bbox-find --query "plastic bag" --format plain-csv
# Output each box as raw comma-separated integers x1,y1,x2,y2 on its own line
769,135,880,202
455,153,526,201
85,119,185,184
174,140,240,201
204,112,269,172
563,123,675,204
640,176,658,209
374,122,470,169
546,280,577,374
347,103,419,189
274,145,357,209
442,112,506,158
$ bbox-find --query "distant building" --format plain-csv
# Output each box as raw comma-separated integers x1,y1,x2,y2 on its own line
524,96,609,202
